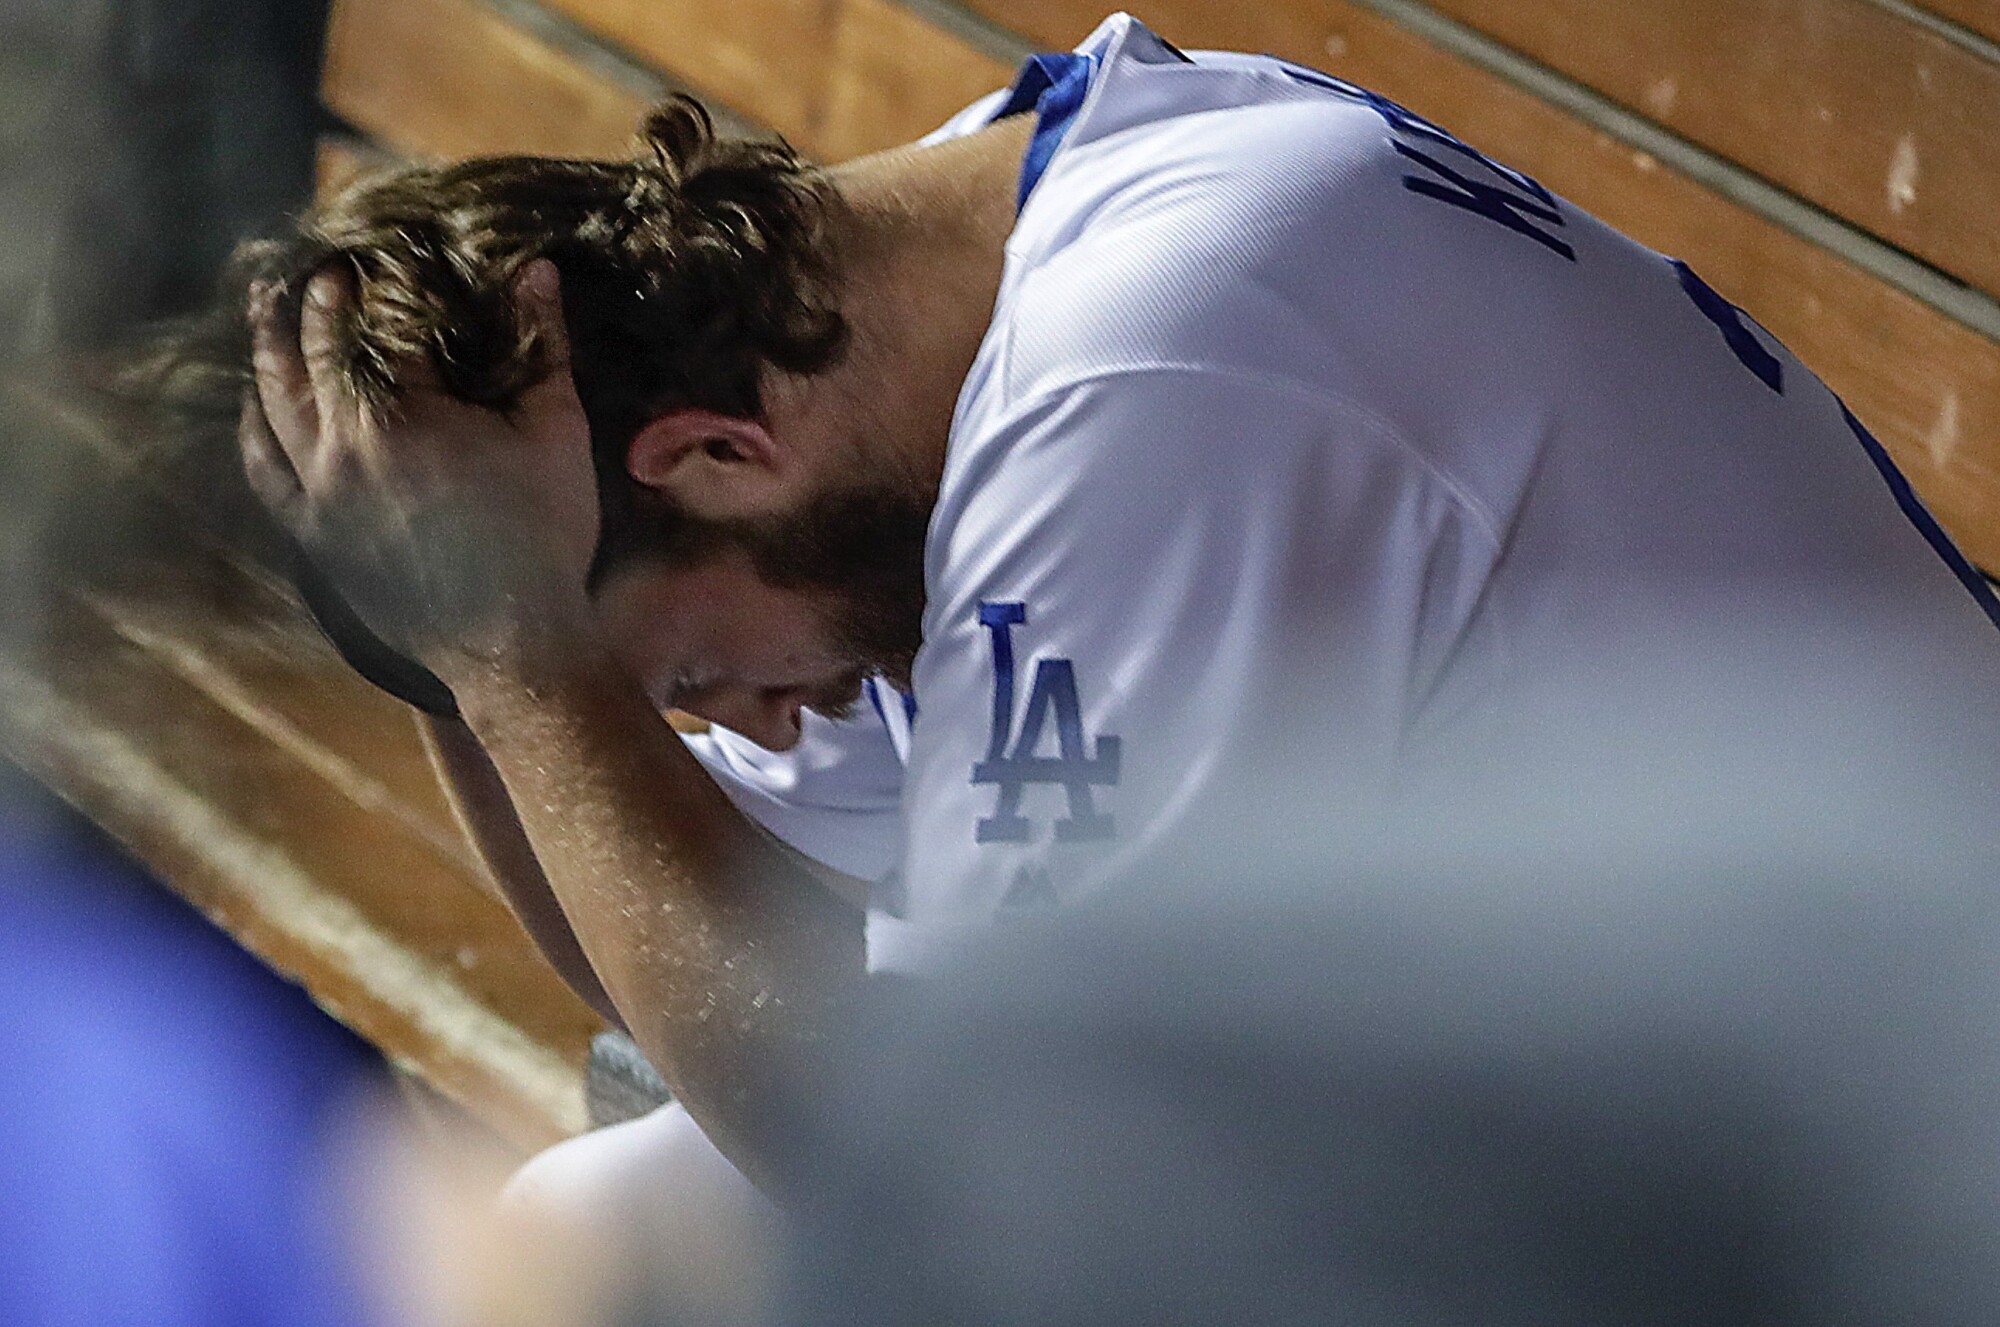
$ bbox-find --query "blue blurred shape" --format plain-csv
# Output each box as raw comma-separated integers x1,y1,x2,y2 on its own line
0,800,383,1327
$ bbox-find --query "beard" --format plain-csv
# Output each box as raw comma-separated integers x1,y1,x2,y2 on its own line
594,464,931,701
732,474,930,695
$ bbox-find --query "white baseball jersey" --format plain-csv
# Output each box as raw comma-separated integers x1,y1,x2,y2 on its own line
686,13,2000,971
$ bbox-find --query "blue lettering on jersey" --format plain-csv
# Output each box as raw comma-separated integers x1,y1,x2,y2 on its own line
1672,260,1783,393
1281,63,1573,260
1838,405,2000,631
972,601,1122,844
1395,142,1575,262
1001,866,1060,910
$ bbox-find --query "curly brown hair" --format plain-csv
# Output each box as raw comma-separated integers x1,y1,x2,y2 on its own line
139,95,847,573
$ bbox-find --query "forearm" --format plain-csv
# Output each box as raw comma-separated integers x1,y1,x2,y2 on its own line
416,713,623,1026
436,629,864,1196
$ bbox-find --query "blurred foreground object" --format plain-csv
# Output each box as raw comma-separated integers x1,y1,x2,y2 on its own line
0,777,385,1327
348,1076,776,1327
792,636,2000,1325
7,0,328,356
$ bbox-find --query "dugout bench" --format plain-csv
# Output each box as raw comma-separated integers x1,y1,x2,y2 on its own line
4,0,1997,1154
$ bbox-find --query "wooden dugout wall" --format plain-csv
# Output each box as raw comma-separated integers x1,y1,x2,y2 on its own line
319,0,2000,574
3,0,1997,1147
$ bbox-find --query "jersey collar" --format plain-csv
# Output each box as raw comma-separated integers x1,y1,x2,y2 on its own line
987,13,1192,213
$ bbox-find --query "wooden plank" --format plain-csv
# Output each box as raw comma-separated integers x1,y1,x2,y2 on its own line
1919,0,2000,46
966,1,2000,571
538,0,1009,158
323,0,1005,172
1416,0,2000,302
78,581,477,877
816,0,1014,162
323,0,652,161
534,0,836,148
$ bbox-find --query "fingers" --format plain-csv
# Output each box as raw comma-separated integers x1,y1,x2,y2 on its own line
238,386,304,518
248,279,318,470
300,267,363,436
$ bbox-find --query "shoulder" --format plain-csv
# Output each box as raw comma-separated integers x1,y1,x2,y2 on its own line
960,62,1396,438
926,363,1500,670
984,93,1483,414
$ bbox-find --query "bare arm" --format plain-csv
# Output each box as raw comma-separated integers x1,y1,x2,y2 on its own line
418,703,876,1168
435,632,865,1196
416,711,622,1027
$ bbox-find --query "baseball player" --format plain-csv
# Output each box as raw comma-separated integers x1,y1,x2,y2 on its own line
221,11,2000,1221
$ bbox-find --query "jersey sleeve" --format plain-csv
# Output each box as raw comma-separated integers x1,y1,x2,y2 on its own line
873,368,1499,970
681,701,906,884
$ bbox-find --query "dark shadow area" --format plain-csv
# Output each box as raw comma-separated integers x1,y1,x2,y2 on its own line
2,0,329,359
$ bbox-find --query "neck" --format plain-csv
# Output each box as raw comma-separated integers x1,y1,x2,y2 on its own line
769,116,1034,504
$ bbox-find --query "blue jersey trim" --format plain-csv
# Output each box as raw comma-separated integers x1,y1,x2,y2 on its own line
864,677,919,728
1840,403,2000,631
1672,260,1783,394
992,52,1096,212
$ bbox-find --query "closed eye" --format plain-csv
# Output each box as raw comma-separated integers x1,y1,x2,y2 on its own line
660,666,728,712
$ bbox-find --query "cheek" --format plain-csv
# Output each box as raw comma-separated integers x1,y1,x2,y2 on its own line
589,560,851,697
736,601,852,678
591,580,693,700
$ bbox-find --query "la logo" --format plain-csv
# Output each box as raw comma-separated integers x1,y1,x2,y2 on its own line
972,602,1121,843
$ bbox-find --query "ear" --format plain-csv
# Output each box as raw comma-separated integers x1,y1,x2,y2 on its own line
625,408,786,521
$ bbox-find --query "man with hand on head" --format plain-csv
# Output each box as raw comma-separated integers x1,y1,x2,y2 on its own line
189,13,2000,1217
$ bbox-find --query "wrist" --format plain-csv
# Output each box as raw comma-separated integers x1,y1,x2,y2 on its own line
423,589,607,701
